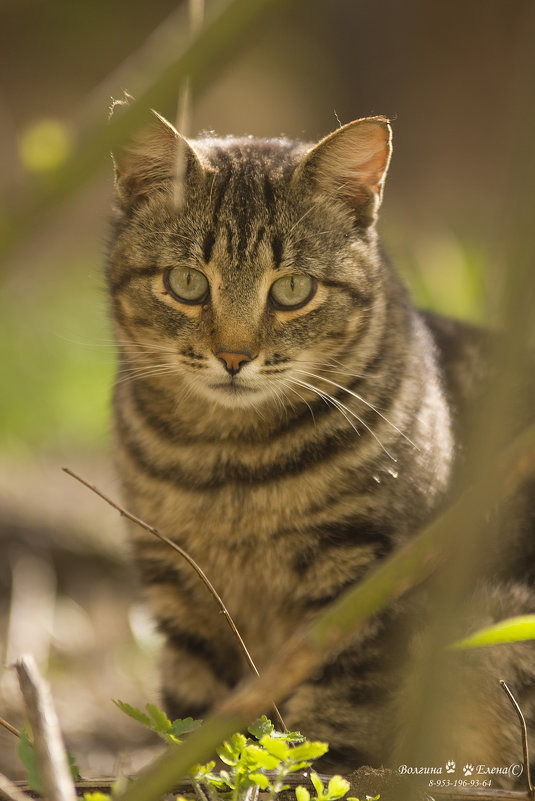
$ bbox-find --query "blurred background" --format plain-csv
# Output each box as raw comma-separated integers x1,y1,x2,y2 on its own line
1,0,534,781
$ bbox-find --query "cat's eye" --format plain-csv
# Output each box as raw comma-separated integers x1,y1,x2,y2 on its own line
164,266,209,304
269,274,316,310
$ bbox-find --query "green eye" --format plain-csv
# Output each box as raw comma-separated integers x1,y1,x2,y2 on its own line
164,267,209,304
269,274,316,309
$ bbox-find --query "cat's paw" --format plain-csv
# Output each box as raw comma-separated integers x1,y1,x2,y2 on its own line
445,760,456,774
463,764,474,777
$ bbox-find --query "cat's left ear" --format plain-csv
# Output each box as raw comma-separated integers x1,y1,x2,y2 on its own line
293,116,392,227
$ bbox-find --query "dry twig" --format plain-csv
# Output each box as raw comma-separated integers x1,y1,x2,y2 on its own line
15,655,76,801
0,717,20,739
500,681,534,798
0,773,32,801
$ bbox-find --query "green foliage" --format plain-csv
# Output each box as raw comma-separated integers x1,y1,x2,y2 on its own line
84,794,115,801
16,702,375,801
17,728,81,793
297,772,349,801
450,614,535,650
206,725,328,801
113,705,354,801
17,730,43,794
113,699,202,745
296,773,382,801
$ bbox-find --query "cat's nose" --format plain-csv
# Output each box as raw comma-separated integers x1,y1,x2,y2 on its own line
216,350,253,376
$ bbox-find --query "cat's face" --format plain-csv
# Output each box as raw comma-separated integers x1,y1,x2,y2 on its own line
108,117,392,410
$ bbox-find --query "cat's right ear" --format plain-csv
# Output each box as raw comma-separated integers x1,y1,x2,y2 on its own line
111,108,204,213
292,116,392,227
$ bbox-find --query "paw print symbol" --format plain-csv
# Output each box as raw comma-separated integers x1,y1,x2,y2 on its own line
446,760,456,774
463,764,474,777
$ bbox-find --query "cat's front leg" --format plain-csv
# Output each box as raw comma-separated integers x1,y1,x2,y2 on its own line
279,623,399,771
159,627,242,720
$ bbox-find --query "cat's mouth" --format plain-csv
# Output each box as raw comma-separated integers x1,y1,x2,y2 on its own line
209,381,259,395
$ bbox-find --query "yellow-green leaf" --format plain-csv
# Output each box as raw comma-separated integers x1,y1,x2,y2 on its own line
327,775,350,799
259,734,289,760
450,615,535,650
296,786,311,801
248,773,270,789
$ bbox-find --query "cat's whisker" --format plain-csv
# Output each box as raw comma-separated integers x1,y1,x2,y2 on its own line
54,335,117,349
114,364,182,386
287,376,396,462
117,340,180,354
295,358,372,381
269,383,295,422
278,378,317,427
295,369,418,452
287,376,365,441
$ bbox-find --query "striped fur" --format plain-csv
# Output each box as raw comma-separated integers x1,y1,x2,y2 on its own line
107,116,535,775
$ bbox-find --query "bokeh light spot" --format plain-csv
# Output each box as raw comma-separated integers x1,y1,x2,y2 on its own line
18,118,72,173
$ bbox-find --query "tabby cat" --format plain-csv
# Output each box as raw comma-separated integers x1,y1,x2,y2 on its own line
107,114,535,775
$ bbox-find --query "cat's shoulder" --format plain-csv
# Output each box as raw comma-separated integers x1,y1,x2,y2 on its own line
420,310,492,427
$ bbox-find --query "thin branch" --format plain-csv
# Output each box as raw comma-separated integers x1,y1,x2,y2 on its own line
62,466,286,732
15,655,76,801
0,717,20,739
500,681,534,798
173,0,205,210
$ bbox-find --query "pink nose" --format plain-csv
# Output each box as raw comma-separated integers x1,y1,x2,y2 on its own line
216,351,252,375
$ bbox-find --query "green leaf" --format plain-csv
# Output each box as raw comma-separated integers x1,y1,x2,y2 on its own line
218,734,247,765
296,786,311,801
326,776,350,800
289,742,329,763
218,769,235,788
146,703,172,733
259,734,289,760
279,730,305,742
243,744,280,770
190,760,216,779
83,794,112,801
450,615,535,650
248,715,274,739
310,771,325,798
248,773,270,790
17,731,43,794
68,748,82,782
170,717,203,737
287,762,310,774
113,700,152,728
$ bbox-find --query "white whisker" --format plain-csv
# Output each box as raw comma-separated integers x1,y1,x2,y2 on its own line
278,378,317,427
295,369,417,451
114,364,181,386
287,376,396,461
